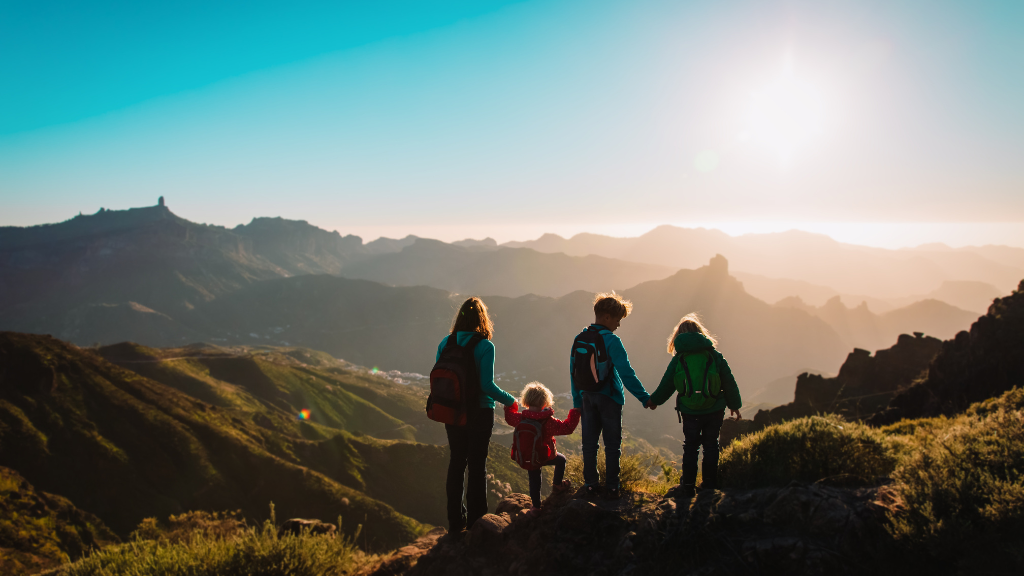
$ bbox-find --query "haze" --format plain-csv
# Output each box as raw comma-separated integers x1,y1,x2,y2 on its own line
1,0,1022,249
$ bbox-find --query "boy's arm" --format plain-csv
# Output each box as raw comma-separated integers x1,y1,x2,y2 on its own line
570,350,582,408
649,358,678,406
503,403,521,427
606,335,651,405
547,408,581,435
716,352,742,410
478,341,516,406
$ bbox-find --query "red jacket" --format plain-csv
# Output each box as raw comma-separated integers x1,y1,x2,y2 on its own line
504,403,581,464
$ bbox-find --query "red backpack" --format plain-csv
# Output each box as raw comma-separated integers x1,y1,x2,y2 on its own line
426,332,483,425
512,417,549,470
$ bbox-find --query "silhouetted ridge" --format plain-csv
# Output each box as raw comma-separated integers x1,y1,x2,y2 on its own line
871,279,1024,424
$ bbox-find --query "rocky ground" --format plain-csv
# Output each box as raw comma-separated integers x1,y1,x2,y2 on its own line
360,482,897,576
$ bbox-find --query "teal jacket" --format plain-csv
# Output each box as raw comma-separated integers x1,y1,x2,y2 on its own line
436,331,516,410
649,333,742,415
569,324,651,408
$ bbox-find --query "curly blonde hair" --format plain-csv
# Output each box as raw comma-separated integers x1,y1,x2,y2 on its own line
667,313,718,354
520,382,554,410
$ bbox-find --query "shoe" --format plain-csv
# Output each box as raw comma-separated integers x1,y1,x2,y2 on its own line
603,487,622,500
697,482,717,492
583,485,601,500
681,484,696,499
552,480,572,493
525,505,543,517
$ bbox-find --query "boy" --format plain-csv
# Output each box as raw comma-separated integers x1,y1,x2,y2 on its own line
570,292,652,500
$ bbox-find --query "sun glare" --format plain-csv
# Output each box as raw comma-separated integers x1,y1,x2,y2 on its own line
741,60,827,169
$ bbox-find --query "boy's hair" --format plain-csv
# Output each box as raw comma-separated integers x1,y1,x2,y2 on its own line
520,382,554,409
451,297,494,339
667,312,718,353
593,292,632,319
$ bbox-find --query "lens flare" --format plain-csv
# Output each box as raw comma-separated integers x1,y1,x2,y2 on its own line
298,409,311,420
371,367,379,374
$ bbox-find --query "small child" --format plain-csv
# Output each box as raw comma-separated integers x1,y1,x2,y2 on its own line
504,382,581,509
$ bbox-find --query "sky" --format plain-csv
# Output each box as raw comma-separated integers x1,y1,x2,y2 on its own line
1,0,1023,248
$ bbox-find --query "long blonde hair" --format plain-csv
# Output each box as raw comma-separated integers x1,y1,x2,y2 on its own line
667,313,718,354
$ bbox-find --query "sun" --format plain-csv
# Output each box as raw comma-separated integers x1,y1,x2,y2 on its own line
740,65,827,168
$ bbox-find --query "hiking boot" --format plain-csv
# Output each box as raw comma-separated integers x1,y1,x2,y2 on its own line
603,487,622,500
583,485,601,500
697,482,717,492
681,484,697,499
552,480,572,494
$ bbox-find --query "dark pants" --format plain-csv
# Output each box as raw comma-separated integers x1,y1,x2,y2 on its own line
528,452,566,507
581,391,623,489
445,407,494,531
681,409,725,488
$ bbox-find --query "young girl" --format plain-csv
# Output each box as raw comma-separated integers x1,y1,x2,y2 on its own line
504,382,581,509
647,313,742,498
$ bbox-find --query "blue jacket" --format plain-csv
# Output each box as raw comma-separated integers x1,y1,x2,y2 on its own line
436,331,516,410
569,324,651,408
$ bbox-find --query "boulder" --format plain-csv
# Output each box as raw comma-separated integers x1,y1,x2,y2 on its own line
465,514,509,549
277,518,336,538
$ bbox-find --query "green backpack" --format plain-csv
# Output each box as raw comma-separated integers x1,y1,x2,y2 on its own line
673,350,722,412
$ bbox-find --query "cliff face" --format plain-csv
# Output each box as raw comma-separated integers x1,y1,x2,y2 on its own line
721,332,943,443
871,279,1024,424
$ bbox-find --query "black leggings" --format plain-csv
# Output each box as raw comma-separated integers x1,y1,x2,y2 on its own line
681,409,725,488
528,453,566,507
444,407,493,531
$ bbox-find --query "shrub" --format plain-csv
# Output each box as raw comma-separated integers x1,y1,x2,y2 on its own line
887,393,1024,566
46,509,377,576
564,449,672,495
129,510,246,544
719,414,896,488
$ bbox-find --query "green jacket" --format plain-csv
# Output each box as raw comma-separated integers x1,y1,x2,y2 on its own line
649,333,742,415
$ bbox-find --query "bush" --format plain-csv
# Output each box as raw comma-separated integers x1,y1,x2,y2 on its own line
887,393,1024,567
130,510,246,544
45,509,377,576
564,449,672,495
719,414,896,488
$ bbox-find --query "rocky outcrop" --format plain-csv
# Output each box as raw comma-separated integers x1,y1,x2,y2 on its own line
277,518,337,538
722,332,942,443
871,279,1024,424
369,484,893,576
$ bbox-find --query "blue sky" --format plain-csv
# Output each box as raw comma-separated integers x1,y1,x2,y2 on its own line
2,0,1022,246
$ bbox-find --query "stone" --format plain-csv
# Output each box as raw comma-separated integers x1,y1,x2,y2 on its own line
496,493,533,522
809,497,851,535
277,518,336,538
465,514,509,549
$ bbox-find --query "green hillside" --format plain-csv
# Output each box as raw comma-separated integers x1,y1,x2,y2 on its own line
0,466,116,574
0,332,425,550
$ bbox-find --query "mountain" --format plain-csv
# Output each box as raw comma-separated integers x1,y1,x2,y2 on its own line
339,238,676,298
0,331,427,548
774,295,977,352
872,279,1024,424
506,226,1024,298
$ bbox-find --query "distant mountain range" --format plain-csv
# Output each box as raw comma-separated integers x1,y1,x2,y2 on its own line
505,226,1024,298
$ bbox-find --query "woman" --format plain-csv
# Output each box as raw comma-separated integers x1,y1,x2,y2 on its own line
437,297,516,533
647,313,742,498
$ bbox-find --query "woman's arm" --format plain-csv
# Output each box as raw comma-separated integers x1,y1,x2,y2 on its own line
477,339,516,406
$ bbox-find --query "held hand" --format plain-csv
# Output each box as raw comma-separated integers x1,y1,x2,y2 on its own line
730,408,742,420
646,399,657,410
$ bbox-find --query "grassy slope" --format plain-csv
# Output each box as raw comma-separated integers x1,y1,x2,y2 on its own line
0,467,117,575
719,387,1024,570
0,332,425,551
